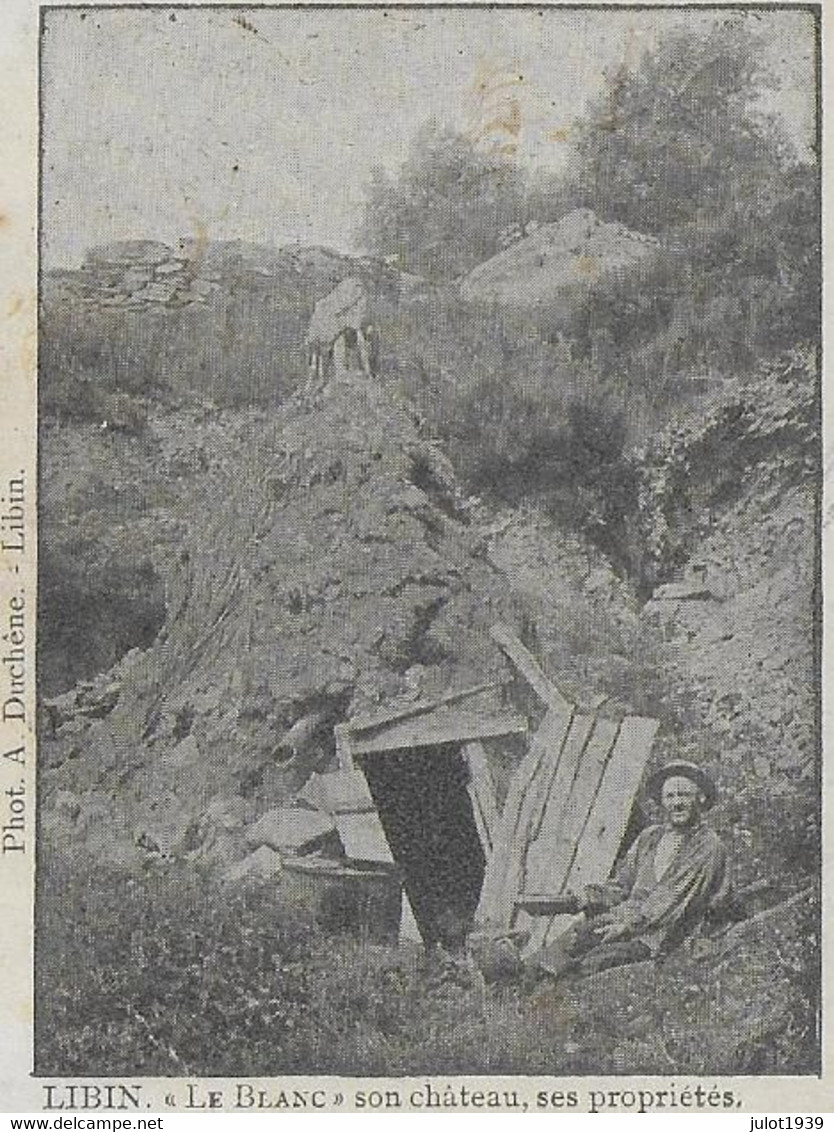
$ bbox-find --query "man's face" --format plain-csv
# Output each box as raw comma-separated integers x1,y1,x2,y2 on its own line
660,775,703,828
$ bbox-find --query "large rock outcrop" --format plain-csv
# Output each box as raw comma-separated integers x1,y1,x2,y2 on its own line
459,208,658,308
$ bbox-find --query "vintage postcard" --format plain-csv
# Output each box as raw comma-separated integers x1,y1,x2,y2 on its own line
0,0,828,1114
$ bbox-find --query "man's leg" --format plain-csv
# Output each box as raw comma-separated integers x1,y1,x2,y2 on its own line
528,917,652,980
575,939,652,977
527,917,600,978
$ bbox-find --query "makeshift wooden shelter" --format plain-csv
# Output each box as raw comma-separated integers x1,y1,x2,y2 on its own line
476,625,659,958
305,624,659,950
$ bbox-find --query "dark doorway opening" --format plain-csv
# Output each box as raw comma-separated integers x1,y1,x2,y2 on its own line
360,744,486,949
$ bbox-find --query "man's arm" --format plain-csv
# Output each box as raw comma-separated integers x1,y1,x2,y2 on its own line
580,828,652,912
602,833,729,943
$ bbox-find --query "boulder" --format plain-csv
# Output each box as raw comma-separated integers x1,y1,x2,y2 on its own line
459,208,658,309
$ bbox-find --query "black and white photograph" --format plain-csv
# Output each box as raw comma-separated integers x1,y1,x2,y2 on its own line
27,0,821,1090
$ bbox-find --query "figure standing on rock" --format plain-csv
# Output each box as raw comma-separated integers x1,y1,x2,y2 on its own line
305,277,376,394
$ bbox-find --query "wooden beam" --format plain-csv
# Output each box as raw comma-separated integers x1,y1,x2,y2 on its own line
350,710,527,756
347,680,506,734
489,623,572,711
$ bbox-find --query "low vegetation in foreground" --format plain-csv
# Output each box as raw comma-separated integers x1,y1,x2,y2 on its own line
36,857,818,1077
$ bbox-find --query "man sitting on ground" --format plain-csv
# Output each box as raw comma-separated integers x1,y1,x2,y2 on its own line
529,761,729,978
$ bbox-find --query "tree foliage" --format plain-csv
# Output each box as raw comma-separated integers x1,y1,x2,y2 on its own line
565,19,800,235
358,121,527,281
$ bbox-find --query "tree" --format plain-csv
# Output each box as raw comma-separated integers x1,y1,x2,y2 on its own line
358,121,527,281
550,17,819,373
564,19,797,235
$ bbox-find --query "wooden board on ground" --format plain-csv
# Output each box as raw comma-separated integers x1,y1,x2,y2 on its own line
350,709,527,755
475,705,574,928
463,740,499,855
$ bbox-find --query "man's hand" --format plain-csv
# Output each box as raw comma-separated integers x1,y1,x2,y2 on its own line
583,884,607,909
594,919,629,944
594,913,642,944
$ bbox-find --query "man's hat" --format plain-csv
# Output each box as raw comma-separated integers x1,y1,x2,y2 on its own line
645,760,717,810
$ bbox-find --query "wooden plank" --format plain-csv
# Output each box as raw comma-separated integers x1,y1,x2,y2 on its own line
399,891,423,945
489,623,572,711
514,894,582,915
534,714,658,952
522,716,620,955
513,713,595,933
463,740,499,855
523,716,620,896
566,715,659,896
334,723,355,770
496,708,580,928
333,810,395,864
475,705,573,928
351,710,527,755
317,768,375,814
347,681,505,734
528,714,594,847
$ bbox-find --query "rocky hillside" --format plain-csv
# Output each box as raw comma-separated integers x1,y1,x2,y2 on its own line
39,338,819,894
37,274,819,1079
636,349,819,888
40,369,641,871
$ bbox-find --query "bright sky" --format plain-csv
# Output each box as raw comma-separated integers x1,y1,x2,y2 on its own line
41,6,816,269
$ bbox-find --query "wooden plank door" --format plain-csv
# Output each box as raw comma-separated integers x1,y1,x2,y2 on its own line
534,714,659,951
514,712,599,934
475,705,573,929
521,716,620,953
